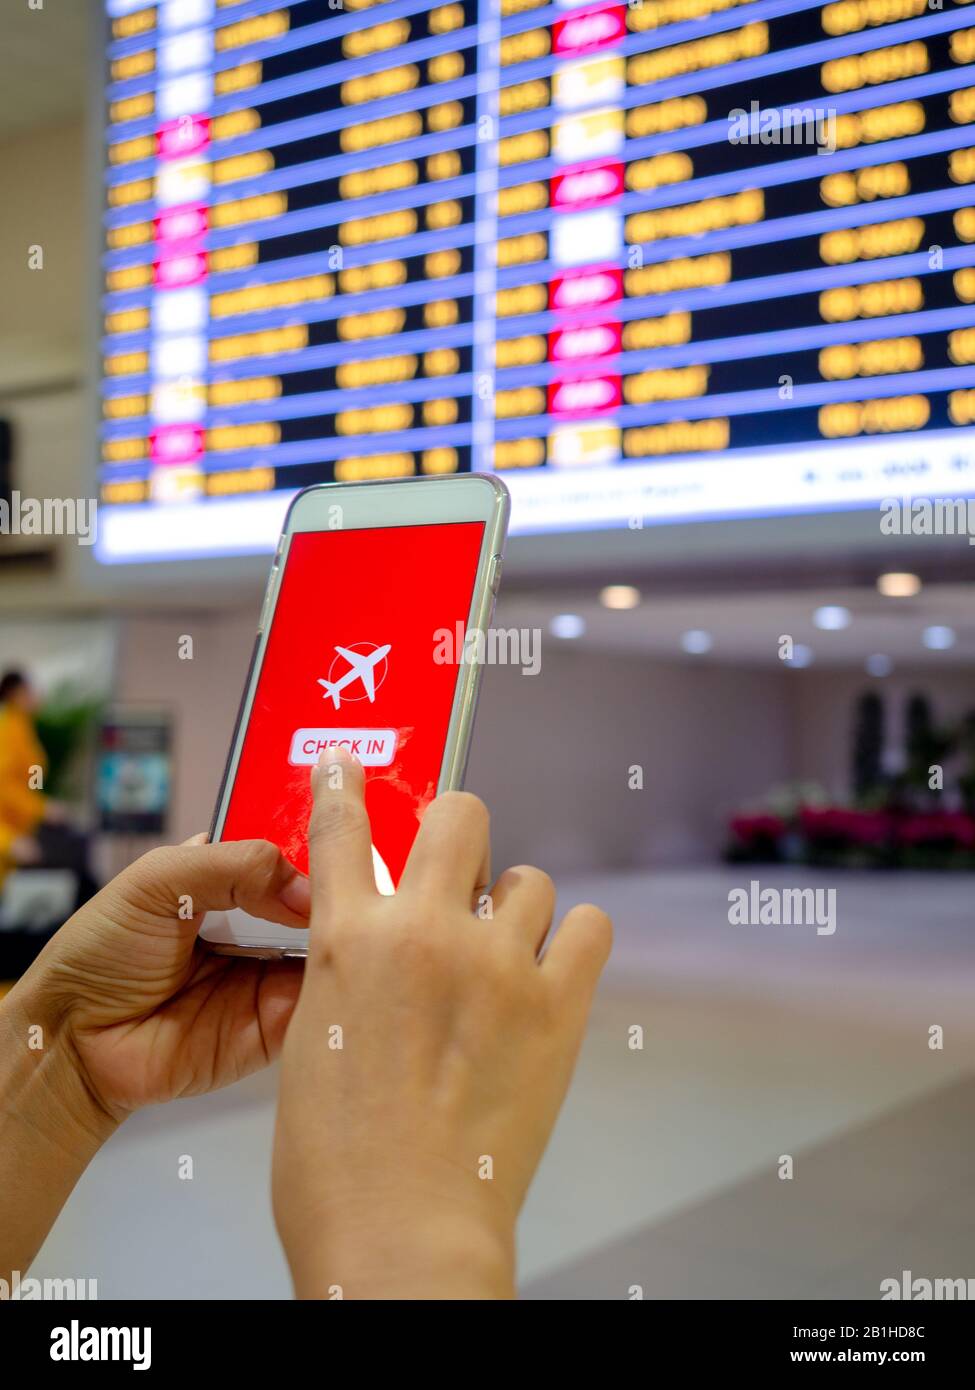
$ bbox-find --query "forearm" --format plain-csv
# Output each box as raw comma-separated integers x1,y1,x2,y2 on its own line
0,975,118,1278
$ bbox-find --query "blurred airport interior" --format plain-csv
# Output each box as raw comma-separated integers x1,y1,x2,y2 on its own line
2,0,974,1299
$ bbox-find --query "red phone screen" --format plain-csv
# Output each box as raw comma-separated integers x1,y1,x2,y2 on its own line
220,521,485,887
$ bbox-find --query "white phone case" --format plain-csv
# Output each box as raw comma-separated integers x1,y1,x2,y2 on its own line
201,473,509,957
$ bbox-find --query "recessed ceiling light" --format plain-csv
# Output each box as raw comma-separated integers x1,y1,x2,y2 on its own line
877,572,921,598
813,605,851,631
680,629,712,655
784,643,814,668
866,654,893,677
600,584,640,610
550,613,585,640
923,625,956,650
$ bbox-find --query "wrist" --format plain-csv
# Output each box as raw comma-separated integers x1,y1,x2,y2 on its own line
1,966,120,1155
0,972,119,1279
281,1187,516,1300
275,1162,517,1301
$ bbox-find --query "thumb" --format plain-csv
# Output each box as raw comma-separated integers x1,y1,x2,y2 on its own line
103,839,311,932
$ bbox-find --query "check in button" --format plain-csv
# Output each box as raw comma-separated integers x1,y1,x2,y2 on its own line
289,728,397,767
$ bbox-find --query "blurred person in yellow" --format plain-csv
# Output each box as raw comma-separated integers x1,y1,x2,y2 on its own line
0,669,97,908
0,670,49,882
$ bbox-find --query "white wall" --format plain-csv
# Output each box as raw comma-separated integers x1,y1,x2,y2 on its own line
109,604,975,872
467,648,795,871
112,610,258,844
0,119,93,615
0,121,85,392
111,608,797,871
0,617,116,698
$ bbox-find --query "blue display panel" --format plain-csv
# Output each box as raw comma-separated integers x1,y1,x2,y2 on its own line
98,0,975,561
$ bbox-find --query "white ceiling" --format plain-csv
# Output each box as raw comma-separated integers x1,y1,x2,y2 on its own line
495,582,975,670
0,0,93,140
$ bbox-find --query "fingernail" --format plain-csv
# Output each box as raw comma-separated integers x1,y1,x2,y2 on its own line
320,744,352,766
312,743,353,789
319,745,352,775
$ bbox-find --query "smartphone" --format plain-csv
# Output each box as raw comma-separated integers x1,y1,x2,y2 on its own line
200,473,509,957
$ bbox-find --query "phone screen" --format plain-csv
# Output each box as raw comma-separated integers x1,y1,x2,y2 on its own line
219,520,485,888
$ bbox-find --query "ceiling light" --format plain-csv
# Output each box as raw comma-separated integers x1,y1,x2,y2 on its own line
877,572,921,598
813,605,850,631
866,654,893,677
600,584,640,610
784,643,813,668
680,629,713,655
923,625,956,650
550,613,585,640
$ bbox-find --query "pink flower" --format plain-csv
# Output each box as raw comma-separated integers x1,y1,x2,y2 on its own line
729,814,786,842
799,807,892,845
897,813,975,849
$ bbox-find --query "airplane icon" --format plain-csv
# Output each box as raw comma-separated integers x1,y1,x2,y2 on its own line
317,643,391,709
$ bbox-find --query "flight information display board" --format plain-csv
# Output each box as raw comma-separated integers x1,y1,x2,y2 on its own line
98,0,975,561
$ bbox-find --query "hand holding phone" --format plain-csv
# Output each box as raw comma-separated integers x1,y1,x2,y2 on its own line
272,746,613,1300
204,474,508,956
